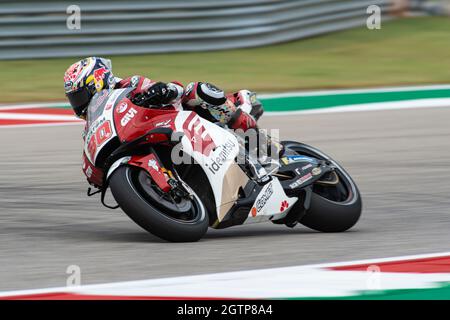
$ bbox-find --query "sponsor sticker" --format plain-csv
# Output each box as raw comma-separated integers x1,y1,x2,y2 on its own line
93,67,107,82
282,155,317,165
280,200,289,212
104,89,125,111
117,102,128,114
148,159,159,171
295,163,313,175
206,139,236,175
95,121,113,146
155,119,171,127
121,108,138,127
93,67,108,91
254,183,274,214
91,90,110,112
289,173,313,189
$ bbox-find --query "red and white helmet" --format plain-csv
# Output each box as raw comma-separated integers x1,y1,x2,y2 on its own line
64,57,115,118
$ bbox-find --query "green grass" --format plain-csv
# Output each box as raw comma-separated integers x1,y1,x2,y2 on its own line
1,17,450,103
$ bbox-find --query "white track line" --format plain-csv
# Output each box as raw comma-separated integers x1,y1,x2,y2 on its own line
0,122,83,129
0,113,79,121
1,251,449,298
0,102,67,110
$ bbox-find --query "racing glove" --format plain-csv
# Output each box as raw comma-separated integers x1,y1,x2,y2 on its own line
227,108,257,131
141,82,178,106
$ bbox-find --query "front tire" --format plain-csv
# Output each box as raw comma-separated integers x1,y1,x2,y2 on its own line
110,166,209,242
282,141,362,232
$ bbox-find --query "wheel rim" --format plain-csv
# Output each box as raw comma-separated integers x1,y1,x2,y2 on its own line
126,167,204,223
313,174,350,203
282,142,357,205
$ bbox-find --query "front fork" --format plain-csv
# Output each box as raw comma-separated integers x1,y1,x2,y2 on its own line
91,152,178,209
128,153,174,193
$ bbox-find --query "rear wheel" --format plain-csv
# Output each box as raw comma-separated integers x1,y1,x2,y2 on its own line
110,166,209,242
282,141,362,232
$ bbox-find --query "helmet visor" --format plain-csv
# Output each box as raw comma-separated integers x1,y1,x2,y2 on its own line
66,87,92,118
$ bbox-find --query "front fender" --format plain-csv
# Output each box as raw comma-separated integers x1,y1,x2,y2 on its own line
106,156,131,181
106,154,171,192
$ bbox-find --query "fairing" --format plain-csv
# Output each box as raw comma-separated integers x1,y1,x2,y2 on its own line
83,88,298,225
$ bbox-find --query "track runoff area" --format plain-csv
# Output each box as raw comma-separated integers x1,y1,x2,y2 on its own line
1,84,449,299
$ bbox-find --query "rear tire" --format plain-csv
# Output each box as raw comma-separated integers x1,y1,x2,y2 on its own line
110,166,209,242
282,141,362,232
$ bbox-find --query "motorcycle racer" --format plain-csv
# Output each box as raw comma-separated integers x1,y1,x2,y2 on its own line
63,58,361,242
63,57,263,132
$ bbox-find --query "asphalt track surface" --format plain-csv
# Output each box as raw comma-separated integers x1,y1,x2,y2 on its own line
1,106,449,291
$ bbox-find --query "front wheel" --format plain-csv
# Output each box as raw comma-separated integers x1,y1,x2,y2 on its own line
282,141,362,232
109,166,209,242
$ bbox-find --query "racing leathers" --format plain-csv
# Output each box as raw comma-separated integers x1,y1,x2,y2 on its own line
114,75,263,132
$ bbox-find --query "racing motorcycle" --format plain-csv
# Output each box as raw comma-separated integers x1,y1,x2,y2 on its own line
82,88,362,242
